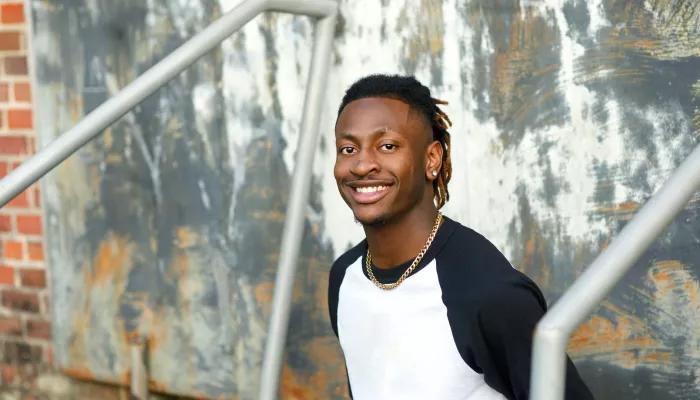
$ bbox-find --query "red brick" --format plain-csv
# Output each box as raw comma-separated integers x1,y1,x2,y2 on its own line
13,82,30,102
2,290,40,313
0,82,8,102
0,316,21,336
0,162,6,178
25,319,50,339
0,214,10,232
4,56,27,75
16,214,41,235
1,4,24,24
27,242,42,261
7,190,28,208
0,135,27,155
19,269,44,288
2,364,16,383
0,266,13,285
7,109,31,130
33,187,40,208
0,32,20,51
3,240,23,260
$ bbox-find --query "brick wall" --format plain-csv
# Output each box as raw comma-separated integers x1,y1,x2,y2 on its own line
0,0,53,388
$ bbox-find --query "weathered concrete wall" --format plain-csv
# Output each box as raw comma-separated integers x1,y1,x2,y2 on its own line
28,0,700,398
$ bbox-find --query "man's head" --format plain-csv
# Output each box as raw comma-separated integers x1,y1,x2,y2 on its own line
333,74,453,226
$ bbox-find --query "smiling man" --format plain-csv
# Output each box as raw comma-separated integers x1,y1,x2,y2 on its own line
327,74,594,400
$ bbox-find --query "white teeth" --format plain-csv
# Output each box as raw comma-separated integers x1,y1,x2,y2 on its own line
356,186,387,193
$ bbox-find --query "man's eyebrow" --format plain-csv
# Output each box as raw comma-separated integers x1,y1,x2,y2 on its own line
336,127,398,141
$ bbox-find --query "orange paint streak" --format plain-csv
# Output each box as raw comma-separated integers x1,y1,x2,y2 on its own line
120,370,130,385
61,366,96,381
71,234,134,370
249,210,286,222
280,337,349,400
488,1,559,128
281,363,308,400
517,225,551,289
176,225,200,249
648,260,698,297
313,268,331,314
88,234,132,287
569,301,672,369
595,200,640,214
68,89,83,122
255,281,275,318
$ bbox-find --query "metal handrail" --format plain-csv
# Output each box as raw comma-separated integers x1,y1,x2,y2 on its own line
0,0,337,399
530,144,700,399
258,3,337,400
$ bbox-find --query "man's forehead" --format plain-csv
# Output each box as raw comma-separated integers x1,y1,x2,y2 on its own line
342,97,410,116
335,97,429,134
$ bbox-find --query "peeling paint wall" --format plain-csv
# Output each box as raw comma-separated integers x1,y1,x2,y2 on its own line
29,0,700,398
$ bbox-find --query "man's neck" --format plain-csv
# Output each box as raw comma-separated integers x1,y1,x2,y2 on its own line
364,200,439,270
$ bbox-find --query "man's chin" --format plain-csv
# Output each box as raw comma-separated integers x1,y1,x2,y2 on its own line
353,211,390,228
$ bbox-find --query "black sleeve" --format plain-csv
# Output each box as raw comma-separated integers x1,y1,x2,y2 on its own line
328,243,364,339
327,261,344,338
327,253,357,399
468,279,595,400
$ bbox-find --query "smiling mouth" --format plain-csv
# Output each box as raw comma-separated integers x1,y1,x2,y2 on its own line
354,185,390,193
347,184,393,204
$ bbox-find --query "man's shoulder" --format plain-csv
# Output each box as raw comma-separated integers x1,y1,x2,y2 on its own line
439,218,516,279
439,218,545,306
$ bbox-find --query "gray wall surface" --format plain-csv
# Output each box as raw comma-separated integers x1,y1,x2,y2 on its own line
30,0,700,398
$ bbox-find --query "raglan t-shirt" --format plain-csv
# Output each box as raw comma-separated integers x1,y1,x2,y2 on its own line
328,216,594,400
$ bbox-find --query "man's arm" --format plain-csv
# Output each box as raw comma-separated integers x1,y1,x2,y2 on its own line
327,257,355,399
467,279,595,400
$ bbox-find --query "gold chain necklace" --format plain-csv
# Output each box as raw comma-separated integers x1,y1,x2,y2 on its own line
366,212,443,290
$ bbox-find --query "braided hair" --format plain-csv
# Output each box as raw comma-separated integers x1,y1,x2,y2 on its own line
336,74,453,209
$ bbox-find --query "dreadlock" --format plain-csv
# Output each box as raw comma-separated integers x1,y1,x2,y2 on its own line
336,74,453,209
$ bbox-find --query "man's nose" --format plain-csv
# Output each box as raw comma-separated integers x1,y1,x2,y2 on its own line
350,150,380,177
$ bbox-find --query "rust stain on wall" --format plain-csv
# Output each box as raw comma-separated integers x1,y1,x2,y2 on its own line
465,0,564,148
398,0,444,81
88,235,132,288
569,259,700,396
569,301,673,369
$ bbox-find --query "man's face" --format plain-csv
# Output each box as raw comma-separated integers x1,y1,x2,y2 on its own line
334,97,433,226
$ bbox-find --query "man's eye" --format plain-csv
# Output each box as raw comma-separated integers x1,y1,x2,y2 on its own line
381,144,397,151
339,147,356,155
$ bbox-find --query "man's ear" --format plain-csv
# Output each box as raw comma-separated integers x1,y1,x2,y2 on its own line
425,140,443,181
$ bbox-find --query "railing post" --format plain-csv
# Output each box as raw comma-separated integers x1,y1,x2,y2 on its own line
530,143,700,399
258,7,337,400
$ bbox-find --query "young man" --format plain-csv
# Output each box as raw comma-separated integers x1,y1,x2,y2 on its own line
327,74,594,400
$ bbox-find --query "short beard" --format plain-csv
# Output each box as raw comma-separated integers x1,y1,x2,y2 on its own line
355,215,389,228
